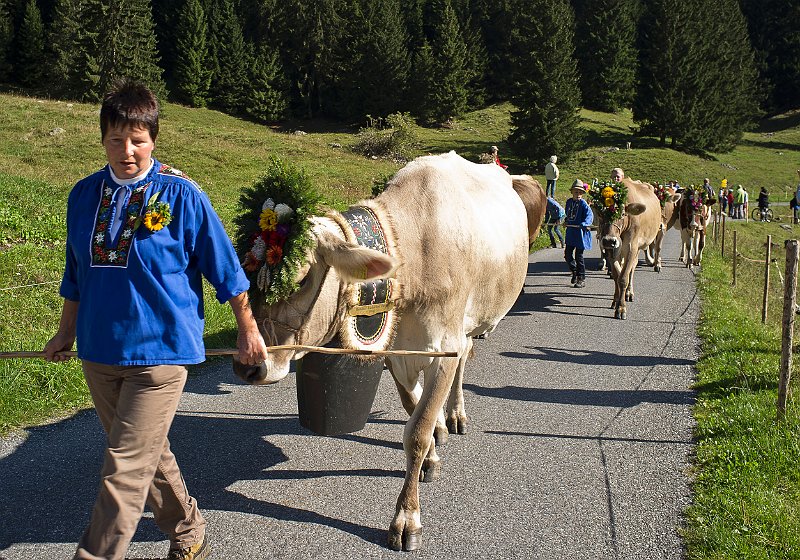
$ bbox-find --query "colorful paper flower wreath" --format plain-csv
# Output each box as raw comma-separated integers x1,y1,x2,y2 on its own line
652,183,673,208
588,180,628,222
234,158,322,305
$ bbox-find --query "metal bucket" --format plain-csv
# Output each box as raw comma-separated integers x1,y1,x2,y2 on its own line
295,338,383,436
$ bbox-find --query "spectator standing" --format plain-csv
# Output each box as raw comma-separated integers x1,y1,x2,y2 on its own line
727,189,735,217
734,184,747,218
545,155,560,197
719,187,728,215
43,79,268,560
545,196,566,248
702,178,715,202
490,145,508,170
794,169,800,224
564,179,594,288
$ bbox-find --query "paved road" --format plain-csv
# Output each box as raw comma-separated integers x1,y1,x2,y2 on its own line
0,229,697,560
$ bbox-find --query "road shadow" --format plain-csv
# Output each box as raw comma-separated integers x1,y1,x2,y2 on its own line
499,346,695,367
465,383,695,408
0,369,398,550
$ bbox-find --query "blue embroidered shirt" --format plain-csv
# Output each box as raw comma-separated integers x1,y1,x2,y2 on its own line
60,159,250,365
564,197,594,249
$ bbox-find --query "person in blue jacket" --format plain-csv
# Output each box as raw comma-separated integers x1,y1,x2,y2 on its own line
564,179,594,288
544,196,566,248
43,78,268,560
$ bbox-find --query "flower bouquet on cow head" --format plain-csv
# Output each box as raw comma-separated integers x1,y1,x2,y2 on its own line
234,157,323,305
587,180,628,222
652,182,673,207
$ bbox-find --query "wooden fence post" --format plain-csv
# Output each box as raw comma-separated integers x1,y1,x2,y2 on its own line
732,230,738,286
721,215,726,257
778,239,799,420
763,235,772,324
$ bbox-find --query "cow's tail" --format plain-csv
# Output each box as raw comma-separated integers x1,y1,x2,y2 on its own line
511,175,546,246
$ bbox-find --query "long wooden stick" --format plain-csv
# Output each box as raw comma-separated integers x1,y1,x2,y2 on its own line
0,346,458,360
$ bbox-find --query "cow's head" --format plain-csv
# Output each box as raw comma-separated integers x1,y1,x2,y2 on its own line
680,191,714,232
232,218,398,385
598,202,647,251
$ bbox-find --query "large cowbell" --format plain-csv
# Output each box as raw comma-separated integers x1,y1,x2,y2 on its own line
296,337,383,436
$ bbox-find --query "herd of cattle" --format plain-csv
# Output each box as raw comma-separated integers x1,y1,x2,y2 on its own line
231,151,709,551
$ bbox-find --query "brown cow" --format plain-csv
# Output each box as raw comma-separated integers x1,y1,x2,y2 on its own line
596,179,662,319
679,188,715,268
645,185,682,272
511,175,547,245
232,152,530,551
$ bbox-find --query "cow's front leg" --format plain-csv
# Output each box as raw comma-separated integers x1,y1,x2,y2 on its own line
625,261,635,301
389,356,458,552
693,231,706,265
445,336,472,435
388,360,449,446
615,249,637,319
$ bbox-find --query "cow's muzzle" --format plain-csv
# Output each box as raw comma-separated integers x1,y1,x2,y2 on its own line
232,358,289,385
601,235,621,251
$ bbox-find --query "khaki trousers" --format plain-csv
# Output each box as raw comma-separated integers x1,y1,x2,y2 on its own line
74,362,206,560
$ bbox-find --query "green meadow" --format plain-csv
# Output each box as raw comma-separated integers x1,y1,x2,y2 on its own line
1,93,799,558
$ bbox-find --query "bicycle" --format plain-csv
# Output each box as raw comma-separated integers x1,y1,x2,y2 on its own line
751,206,774,222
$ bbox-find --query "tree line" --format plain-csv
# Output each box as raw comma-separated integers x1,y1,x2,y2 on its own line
1,0,797,166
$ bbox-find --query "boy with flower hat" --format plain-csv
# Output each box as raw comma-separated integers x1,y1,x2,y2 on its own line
564,179,594,288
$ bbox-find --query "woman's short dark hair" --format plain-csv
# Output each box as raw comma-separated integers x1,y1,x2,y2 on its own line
100,78,159,141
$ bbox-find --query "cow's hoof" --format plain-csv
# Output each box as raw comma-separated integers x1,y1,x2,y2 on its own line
620,311,627,320
655,265,661,273
388,526,423,552
625,293,634,302
433,425,449,446
420,459,441,482
446,412,468,435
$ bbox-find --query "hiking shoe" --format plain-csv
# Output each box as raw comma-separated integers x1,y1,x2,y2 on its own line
167,536,210,560
573,279,586,288
570,273,577,284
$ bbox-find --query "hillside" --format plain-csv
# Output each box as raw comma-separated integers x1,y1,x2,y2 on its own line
1,93,799,433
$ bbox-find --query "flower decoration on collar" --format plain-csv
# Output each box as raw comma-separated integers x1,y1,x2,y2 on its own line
235,157,322,305
653,183,672,208
587,180,628,222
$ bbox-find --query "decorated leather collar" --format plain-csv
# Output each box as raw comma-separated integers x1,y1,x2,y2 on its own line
332,205,398,354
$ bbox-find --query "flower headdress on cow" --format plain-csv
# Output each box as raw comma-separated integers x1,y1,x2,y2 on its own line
587,180,628,222
235,157,322,305
652,182,673,208
686,186,706,211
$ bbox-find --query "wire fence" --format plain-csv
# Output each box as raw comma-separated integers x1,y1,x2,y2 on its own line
706,209,798,419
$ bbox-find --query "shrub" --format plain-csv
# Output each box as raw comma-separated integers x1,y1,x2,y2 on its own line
350,113,418,162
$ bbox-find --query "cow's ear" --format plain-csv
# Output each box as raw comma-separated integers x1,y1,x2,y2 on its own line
670,193,682,203
626,202,647,216
316,229,399,283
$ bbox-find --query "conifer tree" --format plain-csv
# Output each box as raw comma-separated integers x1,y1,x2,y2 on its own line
357,0,411,118
15,0,46,89
419,0,469,124
46,0,83,97
576,0,637,112
409,39,437,124
276,0,343,118
95,0,166,99
740,0,800,113
0,1,13,82
508,0,582,167
173,0,211,107
207,0,249,114
634,0,759,151
244,41,289,122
